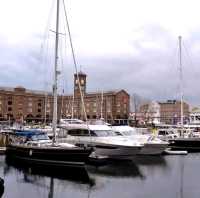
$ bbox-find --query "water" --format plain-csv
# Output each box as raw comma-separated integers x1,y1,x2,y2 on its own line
0,154,200,198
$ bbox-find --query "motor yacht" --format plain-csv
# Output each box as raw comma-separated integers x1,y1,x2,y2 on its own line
58,124,143,160
112,126,168,155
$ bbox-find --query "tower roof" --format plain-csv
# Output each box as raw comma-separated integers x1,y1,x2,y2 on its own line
74,71,87,76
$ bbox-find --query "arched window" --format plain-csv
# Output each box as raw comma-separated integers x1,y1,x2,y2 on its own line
26,114,33,118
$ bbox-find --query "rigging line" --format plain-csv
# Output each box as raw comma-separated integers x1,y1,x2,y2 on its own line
59,33,69,119
39,0,55,124
168,43,181,102
182,41,195,72
62,0,92,144
40,0,55,82
62,0,88,122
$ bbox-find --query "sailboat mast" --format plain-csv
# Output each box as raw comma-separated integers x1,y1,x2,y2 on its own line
100,90,103,119
178,36,184,130
71,93,74,119
52,0,60,143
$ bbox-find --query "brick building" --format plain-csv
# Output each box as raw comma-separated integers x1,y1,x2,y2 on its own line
0,72,130,124
139,100,190,125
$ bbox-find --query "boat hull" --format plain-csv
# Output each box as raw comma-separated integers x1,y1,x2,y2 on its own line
58,138,142,160
93,144,142,159
169,138,200,152
6,144,92,167
139,143,168,155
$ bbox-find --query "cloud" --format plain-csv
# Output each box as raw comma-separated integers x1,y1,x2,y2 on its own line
0,0,200,107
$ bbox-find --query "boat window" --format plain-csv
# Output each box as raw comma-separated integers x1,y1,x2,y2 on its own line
68,129,90,136
114,131,123,136
158,131,166,135
89,130,97,136
31,134,49,141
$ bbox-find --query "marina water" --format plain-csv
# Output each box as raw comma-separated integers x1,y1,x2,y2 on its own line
0,154,200,198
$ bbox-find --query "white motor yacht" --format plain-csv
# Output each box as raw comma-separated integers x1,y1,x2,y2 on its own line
58,124,143,160
112,126,168,155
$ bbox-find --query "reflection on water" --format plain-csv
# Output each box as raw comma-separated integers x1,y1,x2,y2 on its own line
0,154,200,198
87,160,144,178
132,155,167,166
0,177,4,198
5,156,91,184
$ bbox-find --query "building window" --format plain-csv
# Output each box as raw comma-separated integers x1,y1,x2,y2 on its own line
28,102,32,107
38,103,42,107
93,102,96,107
38,109,41,113
8,101,12,105
0,101,2,105
8,107,12,111
28,108,32,113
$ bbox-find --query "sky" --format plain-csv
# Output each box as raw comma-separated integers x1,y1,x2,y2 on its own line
0,0,200,107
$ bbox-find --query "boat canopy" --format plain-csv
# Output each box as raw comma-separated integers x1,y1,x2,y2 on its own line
13,130,46,138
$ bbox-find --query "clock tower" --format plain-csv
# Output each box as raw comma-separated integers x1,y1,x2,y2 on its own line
74,71,87,97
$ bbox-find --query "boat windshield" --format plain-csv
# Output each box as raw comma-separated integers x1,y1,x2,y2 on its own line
121,130,136,136
93,130,118,137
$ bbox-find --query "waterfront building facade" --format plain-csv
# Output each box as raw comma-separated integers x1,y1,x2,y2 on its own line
0,72,130,124
139,100,190,125
189,107,200,125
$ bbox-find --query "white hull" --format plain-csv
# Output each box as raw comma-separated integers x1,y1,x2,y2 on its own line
139,143,168,155
57,137,142,160
93,144,141,159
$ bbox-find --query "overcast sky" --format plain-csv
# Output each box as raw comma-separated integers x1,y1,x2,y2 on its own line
0,0,200,107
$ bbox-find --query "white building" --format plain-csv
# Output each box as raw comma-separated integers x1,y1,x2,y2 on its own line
190,107,200,124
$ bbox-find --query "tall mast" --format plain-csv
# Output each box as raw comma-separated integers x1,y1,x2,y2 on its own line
71,93,74,119
178,36,184,130
100,90,103,119
52,0,60,143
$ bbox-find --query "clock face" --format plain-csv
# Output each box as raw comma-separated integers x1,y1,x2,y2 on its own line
81,79,84,85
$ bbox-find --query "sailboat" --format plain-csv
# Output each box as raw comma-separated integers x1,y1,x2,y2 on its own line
6,0,92,167
168,36,200,152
